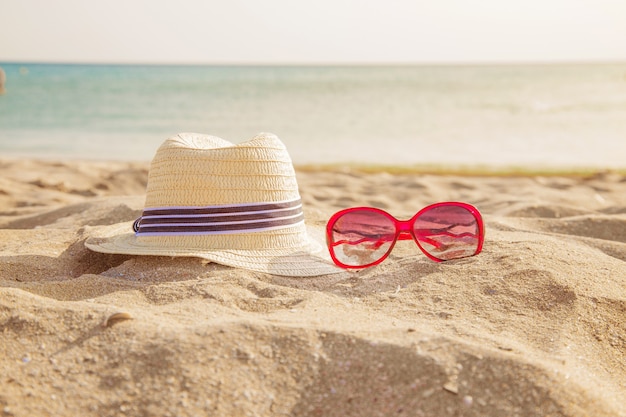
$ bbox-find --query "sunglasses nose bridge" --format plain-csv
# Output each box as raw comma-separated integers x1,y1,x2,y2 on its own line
396,219,413,240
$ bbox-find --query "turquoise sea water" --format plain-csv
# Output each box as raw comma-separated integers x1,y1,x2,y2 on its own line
0,62,625,168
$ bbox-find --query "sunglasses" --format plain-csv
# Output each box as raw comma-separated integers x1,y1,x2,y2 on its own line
326,202,484,269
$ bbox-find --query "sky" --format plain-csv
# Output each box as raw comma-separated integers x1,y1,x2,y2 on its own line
1,0,626,64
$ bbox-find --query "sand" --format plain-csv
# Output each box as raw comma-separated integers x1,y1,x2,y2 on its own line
0,157,625,417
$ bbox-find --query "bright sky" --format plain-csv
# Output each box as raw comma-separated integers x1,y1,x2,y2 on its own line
1,0,626,64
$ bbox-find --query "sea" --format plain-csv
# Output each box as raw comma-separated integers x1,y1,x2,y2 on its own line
0,62,625,169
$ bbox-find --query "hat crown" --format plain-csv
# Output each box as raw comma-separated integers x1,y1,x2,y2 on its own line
145,132,300,208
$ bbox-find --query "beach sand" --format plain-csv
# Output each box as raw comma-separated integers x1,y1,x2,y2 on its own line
0,158,625,417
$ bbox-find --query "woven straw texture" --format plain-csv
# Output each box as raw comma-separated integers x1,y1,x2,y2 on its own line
85,132,342,277
145,133,300,207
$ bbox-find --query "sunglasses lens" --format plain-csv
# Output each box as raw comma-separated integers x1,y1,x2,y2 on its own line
413,205,481,261
329,209,396,267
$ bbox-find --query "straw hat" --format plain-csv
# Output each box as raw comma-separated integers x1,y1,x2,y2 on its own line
85,132,342,277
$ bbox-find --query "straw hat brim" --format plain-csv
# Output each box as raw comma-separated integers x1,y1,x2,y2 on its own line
85,222,343,277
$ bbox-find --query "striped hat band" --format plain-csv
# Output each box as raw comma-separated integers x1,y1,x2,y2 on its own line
133,198,304,236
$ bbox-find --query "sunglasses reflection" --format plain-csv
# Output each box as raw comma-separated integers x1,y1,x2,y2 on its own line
413,213,481,261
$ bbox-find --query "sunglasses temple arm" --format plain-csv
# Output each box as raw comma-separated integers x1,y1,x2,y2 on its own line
331,235,396,249
414,230,480,249
415,235,446,249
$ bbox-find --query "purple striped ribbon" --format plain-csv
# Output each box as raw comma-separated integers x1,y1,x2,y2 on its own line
133,199,304,236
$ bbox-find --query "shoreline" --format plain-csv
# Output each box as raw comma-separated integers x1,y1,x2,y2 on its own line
295,162,626,177
2,155,625,177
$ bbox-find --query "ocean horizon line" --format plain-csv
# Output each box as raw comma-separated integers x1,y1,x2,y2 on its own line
2,59,625,68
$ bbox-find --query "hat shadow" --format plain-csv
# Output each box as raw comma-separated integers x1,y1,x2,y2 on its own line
2,230,445,304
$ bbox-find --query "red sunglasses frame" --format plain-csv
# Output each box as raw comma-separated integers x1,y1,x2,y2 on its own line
326,202,485,269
